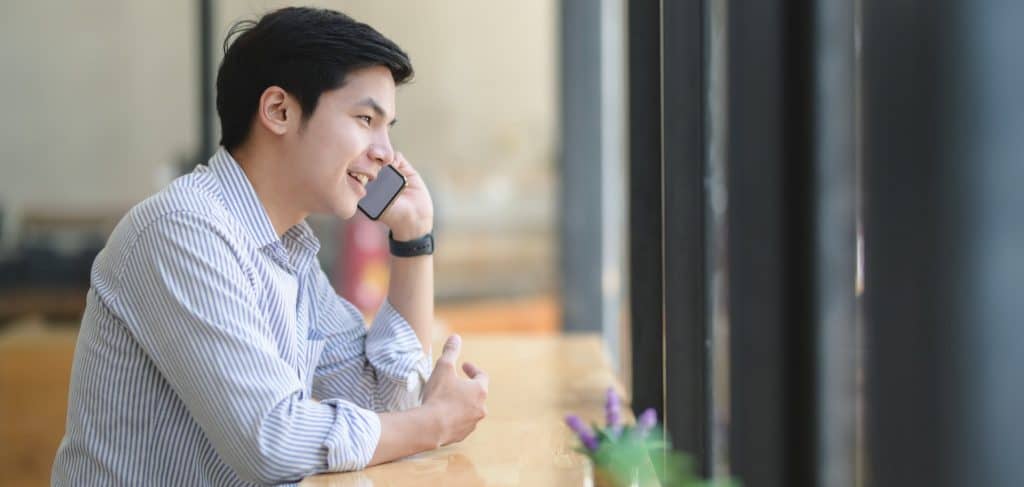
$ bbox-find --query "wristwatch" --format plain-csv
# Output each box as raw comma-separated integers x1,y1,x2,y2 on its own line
388,231,434,257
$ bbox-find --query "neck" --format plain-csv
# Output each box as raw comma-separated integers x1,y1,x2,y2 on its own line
228,143,307,237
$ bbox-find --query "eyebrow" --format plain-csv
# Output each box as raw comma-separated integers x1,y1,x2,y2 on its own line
354,97,398,127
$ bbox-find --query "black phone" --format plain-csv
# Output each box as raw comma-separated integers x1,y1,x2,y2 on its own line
357,164,407,220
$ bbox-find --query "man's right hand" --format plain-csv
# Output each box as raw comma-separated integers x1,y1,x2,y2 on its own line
421,334,489,447
367,334,488,467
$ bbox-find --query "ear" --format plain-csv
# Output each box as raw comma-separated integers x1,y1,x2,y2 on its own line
256,86,296,136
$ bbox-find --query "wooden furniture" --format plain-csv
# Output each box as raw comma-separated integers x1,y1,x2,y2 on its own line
0,322,79,486
303,334,625,487
0,289,87,324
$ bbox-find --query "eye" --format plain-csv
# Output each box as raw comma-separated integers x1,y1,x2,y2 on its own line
356,115,373,125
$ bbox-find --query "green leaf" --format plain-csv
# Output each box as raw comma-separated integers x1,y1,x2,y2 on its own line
595,427,618,444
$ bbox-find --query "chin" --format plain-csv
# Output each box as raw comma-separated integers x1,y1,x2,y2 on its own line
336,202,358,220
324,191,358,219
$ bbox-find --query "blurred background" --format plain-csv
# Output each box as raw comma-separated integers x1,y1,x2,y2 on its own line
1,1,630,484
0,0,566,328
3,1,1024,486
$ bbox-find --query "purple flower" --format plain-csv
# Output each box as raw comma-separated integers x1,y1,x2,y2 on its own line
605,387,622,437
565,414,599,451
636,408,658,436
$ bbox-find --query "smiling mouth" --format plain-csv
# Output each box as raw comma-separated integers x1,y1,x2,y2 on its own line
348,171,369,186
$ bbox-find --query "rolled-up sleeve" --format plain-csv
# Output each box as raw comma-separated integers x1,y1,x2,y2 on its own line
311,269,431,413
115,211,381,483
366,299,433,411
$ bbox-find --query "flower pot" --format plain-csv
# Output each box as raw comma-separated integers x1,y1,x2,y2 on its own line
593,466,631,487
592,461,660,487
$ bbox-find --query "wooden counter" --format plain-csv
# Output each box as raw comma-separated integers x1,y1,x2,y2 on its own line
303,333,626,487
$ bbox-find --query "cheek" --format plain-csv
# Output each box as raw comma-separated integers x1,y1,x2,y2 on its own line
324,160,355,200
303,133,351,180
312,164,348,198
294,157,344,204
300,116,366,197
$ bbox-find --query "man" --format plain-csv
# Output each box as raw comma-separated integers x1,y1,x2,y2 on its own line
52,7,488,485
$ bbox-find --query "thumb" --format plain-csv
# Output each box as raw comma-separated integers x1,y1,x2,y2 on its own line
437,334,462,366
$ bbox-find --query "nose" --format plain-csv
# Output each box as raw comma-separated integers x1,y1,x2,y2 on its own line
366,134,394,167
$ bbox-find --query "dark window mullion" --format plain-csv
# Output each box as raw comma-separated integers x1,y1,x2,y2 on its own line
628,0,665,421
662,0,710,474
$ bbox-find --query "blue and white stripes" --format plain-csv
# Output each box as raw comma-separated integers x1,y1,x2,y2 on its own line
52,148,431,486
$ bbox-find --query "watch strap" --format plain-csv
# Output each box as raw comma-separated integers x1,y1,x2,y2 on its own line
388,231,434,257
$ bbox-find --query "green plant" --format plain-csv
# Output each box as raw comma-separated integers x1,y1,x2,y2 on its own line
565,388,739,487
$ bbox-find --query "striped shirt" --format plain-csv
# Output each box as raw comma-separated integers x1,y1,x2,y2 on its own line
52,148,432,486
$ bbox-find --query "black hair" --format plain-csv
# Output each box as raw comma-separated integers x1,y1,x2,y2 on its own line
216,7,414,150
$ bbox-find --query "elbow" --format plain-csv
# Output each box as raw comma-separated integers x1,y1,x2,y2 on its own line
224,395,379,482
227,448,307,486
221,420,316,485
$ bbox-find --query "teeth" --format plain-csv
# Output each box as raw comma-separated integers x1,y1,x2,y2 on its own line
349,172,368,186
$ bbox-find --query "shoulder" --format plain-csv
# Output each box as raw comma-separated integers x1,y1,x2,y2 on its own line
128,170,232,233
103,171,252,278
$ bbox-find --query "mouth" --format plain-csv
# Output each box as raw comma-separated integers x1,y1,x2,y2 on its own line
347,170,372,186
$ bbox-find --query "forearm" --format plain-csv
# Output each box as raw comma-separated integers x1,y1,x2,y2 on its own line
386,253,433,355
367,405,441,466
212,394,380,482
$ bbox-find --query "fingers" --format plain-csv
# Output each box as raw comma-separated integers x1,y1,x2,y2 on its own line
391,152,419,177
390,152,406,170
390,152,404,170
463,361,489,391
437,334,462,366
461,361,482,378
436,336,488,392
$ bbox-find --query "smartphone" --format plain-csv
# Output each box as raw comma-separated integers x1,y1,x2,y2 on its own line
357,164,407,220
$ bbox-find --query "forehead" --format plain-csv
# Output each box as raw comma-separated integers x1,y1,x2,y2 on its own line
323,65,397,108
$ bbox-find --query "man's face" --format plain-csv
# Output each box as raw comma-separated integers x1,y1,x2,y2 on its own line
283,65,398,219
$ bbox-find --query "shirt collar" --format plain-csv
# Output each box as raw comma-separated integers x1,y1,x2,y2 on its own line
207,148,321,264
